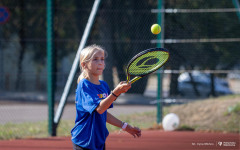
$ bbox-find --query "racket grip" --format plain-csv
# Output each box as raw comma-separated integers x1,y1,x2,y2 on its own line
127,75,130,83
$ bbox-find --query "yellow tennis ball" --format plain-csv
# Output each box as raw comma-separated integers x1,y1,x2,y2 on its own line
151,24,161,35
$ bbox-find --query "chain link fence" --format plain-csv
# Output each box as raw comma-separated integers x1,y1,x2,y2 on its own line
0,0,240,139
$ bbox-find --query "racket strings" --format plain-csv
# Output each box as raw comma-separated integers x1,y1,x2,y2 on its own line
128,51,169,76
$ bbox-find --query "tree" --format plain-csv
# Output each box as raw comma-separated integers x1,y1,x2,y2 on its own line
164,0,240,97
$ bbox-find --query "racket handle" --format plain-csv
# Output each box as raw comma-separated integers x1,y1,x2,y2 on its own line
130,76,142,83
127,75,130,83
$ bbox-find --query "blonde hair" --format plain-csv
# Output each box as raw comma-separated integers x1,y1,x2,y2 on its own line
77,44,106,83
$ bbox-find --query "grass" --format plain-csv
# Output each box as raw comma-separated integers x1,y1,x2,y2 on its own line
0,122,48,140
0,120,76,140
107,111,156,132
164,94,240,133
228,102,240,114
0,111,156,140
1,94,239,140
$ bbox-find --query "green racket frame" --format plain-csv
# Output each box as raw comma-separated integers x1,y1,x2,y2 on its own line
126,48,169,83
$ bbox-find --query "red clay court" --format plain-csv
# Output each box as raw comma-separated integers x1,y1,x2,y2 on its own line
0,130,239,150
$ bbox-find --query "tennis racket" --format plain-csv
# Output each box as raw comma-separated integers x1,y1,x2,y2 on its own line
126,48,169,83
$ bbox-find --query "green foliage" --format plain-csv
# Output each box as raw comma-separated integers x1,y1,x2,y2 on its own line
165,0,240,70
227,103,240,114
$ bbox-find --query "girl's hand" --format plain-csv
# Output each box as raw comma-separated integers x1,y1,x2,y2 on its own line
125,124,141,138
113,81,131,96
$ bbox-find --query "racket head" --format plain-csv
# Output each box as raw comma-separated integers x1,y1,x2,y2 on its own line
126,48,169,80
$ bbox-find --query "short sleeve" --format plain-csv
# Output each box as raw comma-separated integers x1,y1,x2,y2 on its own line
75,79,113,114
75,81,101,114
80,90,101,114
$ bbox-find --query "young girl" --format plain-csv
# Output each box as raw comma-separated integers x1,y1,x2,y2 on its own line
71,44,141,150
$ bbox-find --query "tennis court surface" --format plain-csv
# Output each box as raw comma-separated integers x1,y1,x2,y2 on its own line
0,130,239,150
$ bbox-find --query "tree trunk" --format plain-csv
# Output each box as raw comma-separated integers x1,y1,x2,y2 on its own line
16,0,25,90
210,73,216,97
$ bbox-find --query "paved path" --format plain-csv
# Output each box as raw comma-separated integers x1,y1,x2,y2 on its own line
0,92,157,124
0,103,155,124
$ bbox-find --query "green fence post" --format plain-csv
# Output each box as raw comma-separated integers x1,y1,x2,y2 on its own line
157,0,164,124
47,0,56,136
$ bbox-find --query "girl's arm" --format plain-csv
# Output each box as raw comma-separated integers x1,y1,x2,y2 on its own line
106,112,123,128
95,93,117,114
107,112,141,138
96,82,131,114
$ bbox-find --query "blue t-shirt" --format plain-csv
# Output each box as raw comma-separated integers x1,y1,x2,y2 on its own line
71,79,113,150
